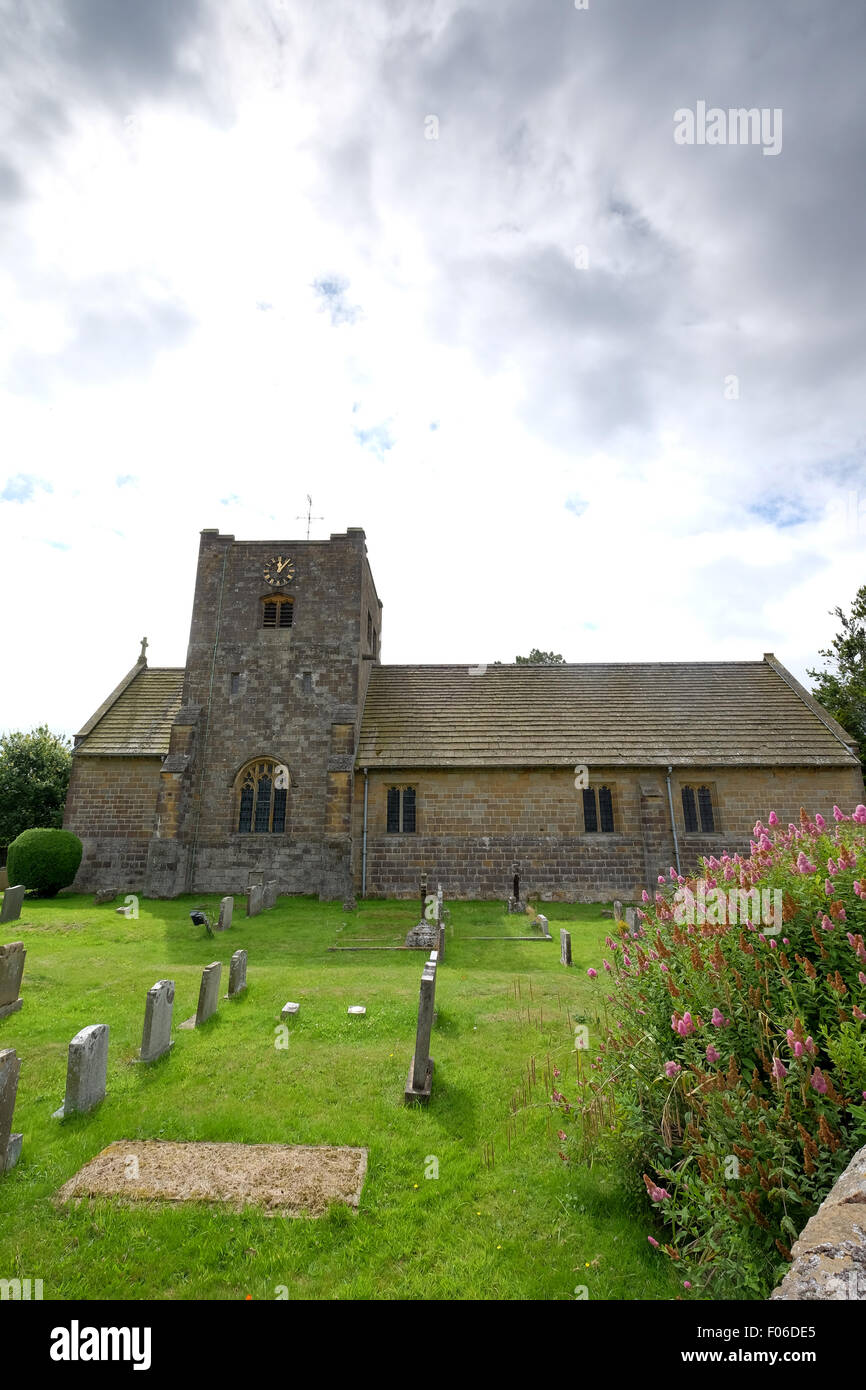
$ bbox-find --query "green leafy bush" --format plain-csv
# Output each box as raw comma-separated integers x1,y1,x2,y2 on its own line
566,803,866,1298
6,828,83,897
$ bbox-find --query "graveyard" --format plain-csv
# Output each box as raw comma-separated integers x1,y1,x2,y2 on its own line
0,890,682,1301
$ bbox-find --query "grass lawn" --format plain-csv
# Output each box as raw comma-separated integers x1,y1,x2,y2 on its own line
0,893,684,1301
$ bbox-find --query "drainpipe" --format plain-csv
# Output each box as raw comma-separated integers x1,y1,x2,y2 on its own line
361,767,369,898
666,765,681,877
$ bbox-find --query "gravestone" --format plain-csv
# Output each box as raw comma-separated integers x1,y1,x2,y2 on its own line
94,888,118,905
560,928,572,967
246,884,263,918
437,923,445,961
138,980,175,1063
0,885,25,925
180,962,222,1029
405,884,439,949
613,899,623,920
281,1002,300,1019
348,1005,366,1017
53,1024,109,1118
405,959,437,1104
263,880,278,910
507,866,527,915
625,906,637,933
217,896,233,932
0,1048,23,1173
535,914,552,940
0,942,26,1020
227,949,247,998
248,870,264,888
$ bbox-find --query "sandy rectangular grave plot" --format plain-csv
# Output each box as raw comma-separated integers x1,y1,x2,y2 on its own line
56,1141,368,1217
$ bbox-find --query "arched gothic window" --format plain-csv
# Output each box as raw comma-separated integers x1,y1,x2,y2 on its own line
236,759,288,834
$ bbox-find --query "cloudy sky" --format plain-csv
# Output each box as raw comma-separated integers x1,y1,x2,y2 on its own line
1,0,864,738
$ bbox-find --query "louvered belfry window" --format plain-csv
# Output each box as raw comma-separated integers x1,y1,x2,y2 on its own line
237,760,289,833
262,597,293,629
387,786,417,833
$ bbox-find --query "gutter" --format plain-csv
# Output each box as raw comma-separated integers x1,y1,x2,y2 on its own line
666,764,681,877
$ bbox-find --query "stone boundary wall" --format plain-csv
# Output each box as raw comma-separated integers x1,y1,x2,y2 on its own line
771,1144,866,1300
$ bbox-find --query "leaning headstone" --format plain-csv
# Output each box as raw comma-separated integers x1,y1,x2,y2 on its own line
227,949,247,998
0,942,26,1020
560,928,572,967
405,959,437,1104
138,980,175,1063
613,899,623,920
281,1002,300,1019
246,883,263,918
180,962,221,1028
0,1048,23,1173
53,1024,109,1118
0,885,25,925
625,906,637,934
535,914,551,940
216,896,234,932
263,880,278,910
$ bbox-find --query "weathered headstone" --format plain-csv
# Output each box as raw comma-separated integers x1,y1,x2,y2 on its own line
506,865,527,914
263,880,278,910
217,896,234,932
0,942,26,1020
560,928,572,967
281,1001,300,1019
180,962,222,1028
625,906,636,933
53,1024,109,1118
138,980,175,1063
437,923,445,961
613,899,623,920
94,888,118,905
348,1005,366,1017
0,885,25,925
535,914,551,940
0,1048,23,1173
248,870,264,888
246,883,263,918
227,949,247,998
405,959,437,1104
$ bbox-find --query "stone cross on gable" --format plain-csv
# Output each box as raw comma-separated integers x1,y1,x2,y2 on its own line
139,636,148,664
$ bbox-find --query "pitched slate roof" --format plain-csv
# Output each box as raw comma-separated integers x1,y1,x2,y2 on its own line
74,666,185,757
356,656,860,769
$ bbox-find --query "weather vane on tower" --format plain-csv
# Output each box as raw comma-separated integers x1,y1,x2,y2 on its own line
296,494,324,540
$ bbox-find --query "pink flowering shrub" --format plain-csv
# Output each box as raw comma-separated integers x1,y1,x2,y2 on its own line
572,804,866,1298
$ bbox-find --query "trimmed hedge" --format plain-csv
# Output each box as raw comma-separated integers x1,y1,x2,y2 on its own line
6,828,83,897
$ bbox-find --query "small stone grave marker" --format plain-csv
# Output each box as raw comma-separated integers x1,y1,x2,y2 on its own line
179,963,222,1029
138,980,175,1063
0,885,25,925
0,1048,23,1173
217,896,233,932
560,928,572,967
227,949,247,998
53,1024,109,1118
246,884,263,918
0,942,26,1020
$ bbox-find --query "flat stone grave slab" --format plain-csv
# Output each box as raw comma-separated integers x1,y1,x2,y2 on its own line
55,1141,368,1217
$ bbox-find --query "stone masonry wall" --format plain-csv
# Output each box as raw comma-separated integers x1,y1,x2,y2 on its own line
353,763,865,900
65,755,163,891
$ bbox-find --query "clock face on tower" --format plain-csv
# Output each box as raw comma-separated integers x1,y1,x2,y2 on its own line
263,555,295,587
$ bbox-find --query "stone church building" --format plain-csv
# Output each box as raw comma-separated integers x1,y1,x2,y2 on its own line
64,527,864,902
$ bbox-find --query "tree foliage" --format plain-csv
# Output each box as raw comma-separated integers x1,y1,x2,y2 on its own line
494,649,566,665
0,726,73,854
808,584,866,769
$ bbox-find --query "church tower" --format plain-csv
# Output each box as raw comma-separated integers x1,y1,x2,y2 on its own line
144,526,381,899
